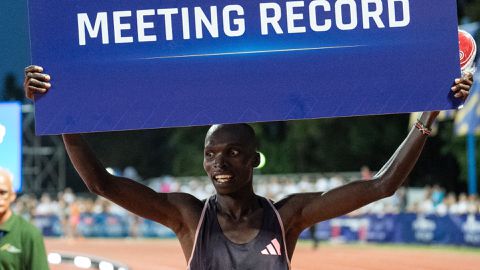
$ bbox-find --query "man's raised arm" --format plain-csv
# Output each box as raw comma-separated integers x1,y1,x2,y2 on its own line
278,73,474,233
62,134,202,231
24,65,203,234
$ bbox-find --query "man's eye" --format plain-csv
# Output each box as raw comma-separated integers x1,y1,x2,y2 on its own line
230,150,239,156
205,152,214,158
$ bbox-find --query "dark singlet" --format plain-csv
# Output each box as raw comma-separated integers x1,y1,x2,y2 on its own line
187,195,291,270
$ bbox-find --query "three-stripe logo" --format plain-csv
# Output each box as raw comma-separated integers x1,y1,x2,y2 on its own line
260,238,282,256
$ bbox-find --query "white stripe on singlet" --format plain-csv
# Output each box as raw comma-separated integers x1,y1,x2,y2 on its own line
187,198,210,270
265,199,291,269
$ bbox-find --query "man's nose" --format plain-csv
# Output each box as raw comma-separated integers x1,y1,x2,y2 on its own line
214,155,228,169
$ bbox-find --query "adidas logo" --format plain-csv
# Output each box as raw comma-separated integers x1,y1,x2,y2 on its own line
260,238,281,256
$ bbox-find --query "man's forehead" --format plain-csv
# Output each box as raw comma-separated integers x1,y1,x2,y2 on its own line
0,176,12,190
205,124,256,148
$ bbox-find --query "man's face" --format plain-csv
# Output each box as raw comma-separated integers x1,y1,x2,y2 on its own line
203,125,259,195
0,172,15,216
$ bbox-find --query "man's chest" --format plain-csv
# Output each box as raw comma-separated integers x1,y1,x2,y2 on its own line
217,211,264,244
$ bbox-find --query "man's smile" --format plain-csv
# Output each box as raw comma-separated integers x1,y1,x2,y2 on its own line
213,174,234,184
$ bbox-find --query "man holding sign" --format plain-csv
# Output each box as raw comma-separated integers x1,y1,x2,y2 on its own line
24,64,472,268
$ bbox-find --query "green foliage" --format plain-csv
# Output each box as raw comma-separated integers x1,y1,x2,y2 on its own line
463,0,480,21
168,126,209,176
253,115,409,175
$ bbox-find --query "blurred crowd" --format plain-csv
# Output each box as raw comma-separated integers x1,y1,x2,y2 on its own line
11,169,480,238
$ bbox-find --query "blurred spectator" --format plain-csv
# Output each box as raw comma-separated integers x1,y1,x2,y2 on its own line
9,173,480,240
418,186,435,214
35,193,59,216
453,193,470,214
431,185,445,207
123,166,141,182
360,165,373,180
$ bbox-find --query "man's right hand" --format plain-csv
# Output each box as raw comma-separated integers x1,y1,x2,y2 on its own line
24,65,51,100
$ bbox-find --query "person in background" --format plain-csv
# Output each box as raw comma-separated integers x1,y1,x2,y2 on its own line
0,167,49,270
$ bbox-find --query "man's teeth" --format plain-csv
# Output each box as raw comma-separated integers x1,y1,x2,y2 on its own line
215,175,233,183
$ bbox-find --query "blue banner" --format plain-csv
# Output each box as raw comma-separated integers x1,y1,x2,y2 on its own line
28,0,461,134
33,212,480,246
299,213,480,247
0,102,22,192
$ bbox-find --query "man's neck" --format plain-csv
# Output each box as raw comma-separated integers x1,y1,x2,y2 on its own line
0,210,12,225
216,191,260,221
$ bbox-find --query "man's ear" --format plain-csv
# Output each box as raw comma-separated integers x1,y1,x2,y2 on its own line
253,152,261,168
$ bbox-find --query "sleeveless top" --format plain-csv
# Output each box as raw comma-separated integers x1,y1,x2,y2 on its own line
187,195,291,270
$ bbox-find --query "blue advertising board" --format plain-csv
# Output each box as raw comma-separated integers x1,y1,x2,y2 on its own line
0,102,22,192
28,0,461,134
33,212,480,247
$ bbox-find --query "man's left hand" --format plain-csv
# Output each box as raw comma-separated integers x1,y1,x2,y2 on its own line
452,72,474,100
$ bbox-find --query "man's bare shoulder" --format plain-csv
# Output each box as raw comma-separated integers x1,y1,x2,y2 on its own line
273,192,325,231
159,192,205,215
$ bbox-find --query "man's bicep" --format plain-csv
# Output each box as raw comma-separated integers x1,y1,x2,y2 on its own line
282,180,383,230
99,176,202,231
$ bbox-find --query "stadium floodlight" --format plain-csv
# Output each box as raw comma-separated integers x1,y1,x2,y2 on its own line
99,261,114,270
74,256,92,269
47,253,62,264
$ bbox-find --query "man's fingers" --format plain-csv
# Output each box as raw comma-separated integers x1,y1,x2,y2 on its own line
454,90,469,100
26,85,47,99
457,73,474,85
24,65,44,74
24,65,50,101
26,72,50,82
451,83,471,92
28,78,51,89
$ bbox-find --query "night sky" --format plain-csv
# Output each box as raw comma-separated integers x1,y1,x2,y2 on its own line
0,0,30,91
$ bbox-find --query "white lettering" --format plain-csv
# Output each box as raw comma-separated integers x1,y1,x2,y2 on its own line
309,0,331,32
195,6,219,39
157,8,179,41
260,3,283,35
223,5,245,37
286,1,306,33
77,13,109,46
137,9,157,42
335,0,358,30
113,11,133,43
388,0,410,27
362,0,385,29
181,8,191,39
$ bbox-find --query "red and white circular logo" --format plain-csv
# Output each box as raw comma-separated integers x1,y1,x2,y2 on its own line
458,29,477,71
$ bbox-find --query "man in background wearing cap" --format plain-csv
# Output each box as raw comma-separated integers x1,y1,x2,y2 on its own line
0,167,49,270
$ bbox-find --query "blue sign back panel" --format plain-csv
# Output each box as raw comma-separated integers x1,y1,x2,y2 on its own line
28,0,461,134
0,102,22,192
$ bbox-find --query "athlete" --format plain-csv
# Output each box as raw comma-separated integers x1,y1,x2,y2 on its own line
24,65,473,269
0,167,50,270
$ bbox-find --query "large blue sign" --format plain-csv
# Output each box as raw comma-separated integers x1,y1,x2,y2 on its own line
28,0,461,134
0,102,22,192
